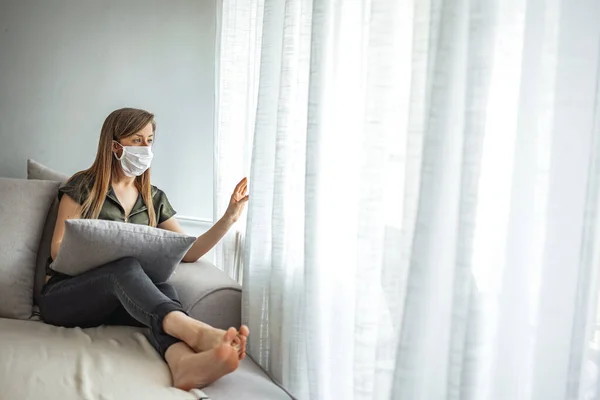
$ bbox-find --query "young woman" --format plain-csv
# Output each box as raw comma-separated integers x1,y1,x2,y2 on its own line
39,107,250,390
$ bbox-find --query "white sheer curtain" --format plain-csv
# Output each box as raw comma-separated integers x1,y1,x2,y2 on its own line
215,0,600,399
213,0,263,282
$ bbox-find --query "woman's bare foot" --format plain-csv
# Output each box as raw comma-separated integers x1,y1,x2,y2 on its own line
190,324,249,360
166,331,240,391
163,312,249,360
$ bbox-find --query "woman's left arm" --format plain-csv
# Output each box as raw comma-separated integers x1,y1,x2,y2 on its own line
158,177,249,263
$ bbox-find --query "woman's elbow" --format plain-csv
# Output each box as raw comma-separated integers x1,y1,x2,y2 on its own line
182,254,200,263
50,242,60,261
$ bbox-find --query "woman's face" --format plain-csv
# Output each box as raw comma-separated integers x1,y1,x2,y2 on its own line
112,122,154,157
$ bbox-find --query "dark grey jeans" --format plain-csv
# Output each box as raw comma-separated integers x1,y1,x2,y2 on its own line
39,257,185,358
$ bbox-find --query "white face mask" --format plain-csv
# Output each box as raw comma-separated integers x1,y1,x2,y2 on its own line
113,141,154,177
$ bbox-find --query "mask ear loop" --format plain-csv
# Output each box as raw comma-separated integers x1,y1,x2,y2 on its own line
113,140,125,160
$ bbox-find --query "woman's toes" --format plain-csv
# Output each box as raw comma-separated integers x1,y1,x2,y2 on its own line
231,327,248,360
231,335,242,352
238,334,247,352
239,325,250,337
223,327,238,345
237,325,249,358
216,326,248,359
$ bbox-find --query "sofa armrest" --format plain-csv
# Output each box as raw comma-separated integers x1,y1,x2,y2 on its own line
167,259,242,330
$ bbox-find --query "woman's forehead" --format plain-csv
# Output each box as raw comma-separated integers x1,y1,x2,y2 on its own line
128,122,154,137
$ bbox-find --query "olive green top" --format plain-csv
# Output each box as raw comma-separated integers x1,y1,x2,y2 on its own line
58,173,176,225
46,173,176,276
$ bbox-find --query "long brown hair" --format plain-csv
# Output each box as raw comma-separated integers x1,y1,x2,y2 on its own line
70,108,158,226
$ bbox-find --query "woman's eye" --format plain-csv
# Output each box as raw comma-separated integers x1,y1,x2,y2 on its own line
133,139,141,143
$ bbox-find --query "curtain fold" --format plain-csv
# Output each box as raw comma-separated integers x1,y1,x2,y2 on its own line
215,0,600,398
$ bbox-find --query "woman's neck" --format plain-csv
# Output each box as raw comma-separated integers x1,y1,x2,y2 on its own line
112,168,137,187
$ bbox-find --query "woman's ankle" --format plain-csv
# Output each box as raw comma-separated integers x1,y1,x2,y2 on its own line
163,311,207,346
163,311,189,336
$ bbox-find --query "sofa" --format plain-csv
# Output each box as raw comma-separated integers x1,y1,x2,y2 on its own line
0,161,292,400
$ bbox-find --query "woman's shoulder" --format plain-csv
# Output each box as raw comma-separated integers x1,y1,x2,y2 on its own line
150,184,176,222
65,171,93,186
59,171,94,204
150,184,174,207
150,184,163,197
150,184,172,202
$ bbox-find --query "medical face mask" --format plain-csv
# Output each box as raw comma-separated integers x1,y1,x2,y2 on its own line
113,141,154,177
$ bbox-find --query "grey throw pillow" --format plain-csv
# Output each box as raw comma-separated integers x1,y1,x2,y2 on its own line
0,178,61,319
27,159,69,182
51,219,196,283
26,159,69,305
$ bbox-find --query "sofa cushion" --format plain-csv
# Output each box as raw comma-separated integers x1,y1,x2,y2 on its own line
27,158,70,182
26,159,69,305
51,219,196,283
169,260,242,329
0,178,60,319
0,317,208,399
0,317,292,400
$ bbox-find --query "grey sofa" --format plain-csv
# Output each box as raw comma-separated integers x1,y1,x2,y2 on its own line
0,164,292,400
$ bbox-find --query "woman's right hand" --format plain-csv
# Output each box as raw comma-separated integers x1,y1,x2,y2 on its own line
223,177,249,224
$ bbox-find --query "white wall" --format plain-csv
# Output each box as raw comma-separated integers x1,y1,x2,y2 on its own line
0,0,216,222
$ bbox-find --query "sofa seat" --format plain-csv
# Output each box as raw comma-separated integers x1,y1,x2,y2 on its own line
0,318,291,400
1,170,292,399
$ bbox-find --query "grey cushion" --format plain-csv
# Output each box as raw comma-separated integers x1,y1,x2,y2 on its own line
51,219,196,282
0,317,292,400
0,317,210,399
0,178,61,319
26,159,69,305
27,159,69,182
169,260,242,329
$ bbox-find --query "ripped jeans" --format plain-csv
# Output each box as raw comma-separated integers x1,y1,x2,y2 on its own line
39,257,185,358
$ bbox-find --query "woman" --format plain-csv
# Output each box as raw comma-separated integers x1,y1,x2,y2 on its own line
39,108,250,390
